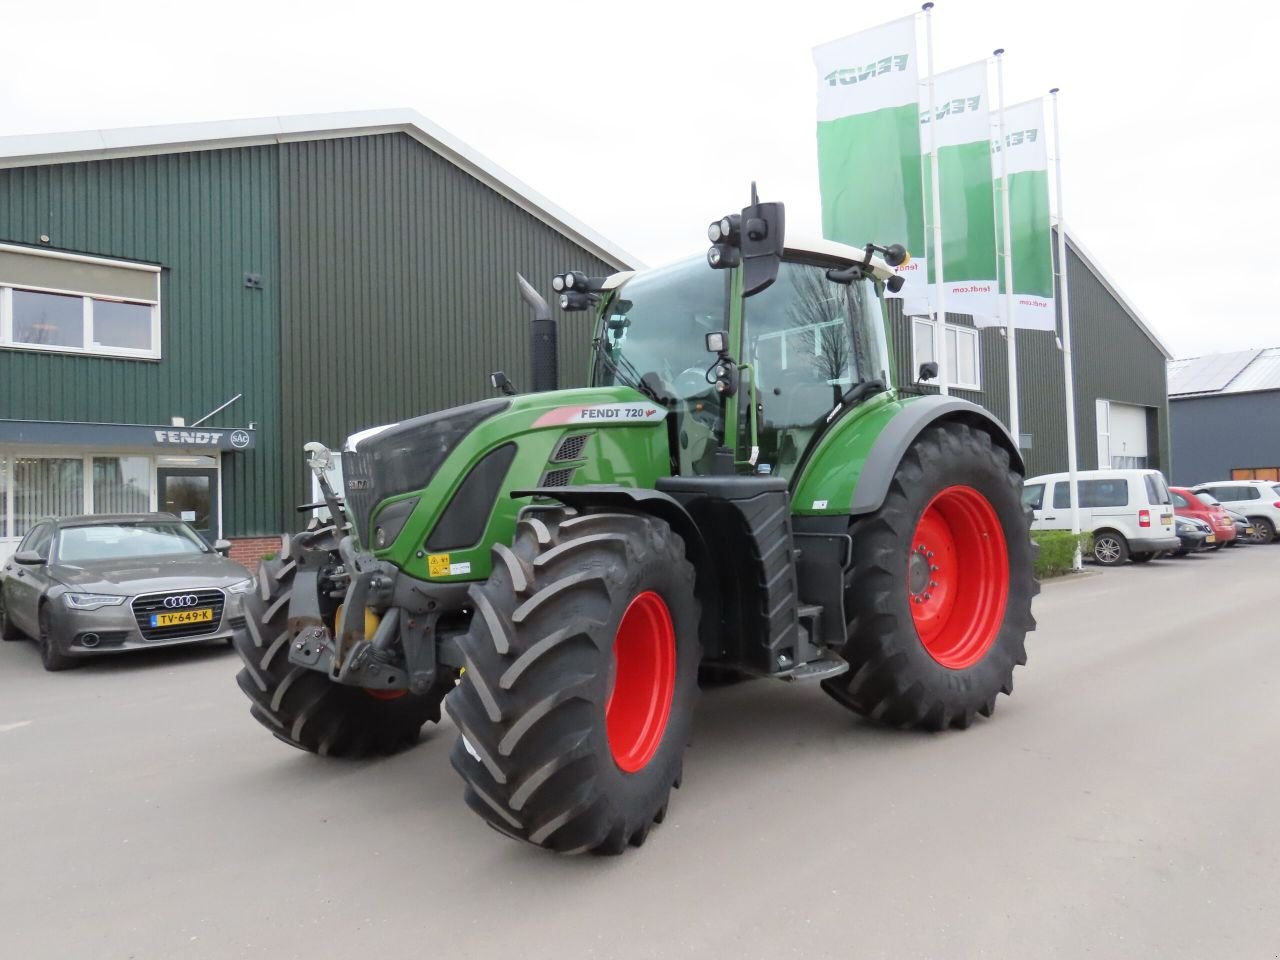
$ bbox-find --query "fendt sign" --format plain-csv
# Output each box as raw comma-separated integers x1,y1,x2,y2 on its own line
0,419,256,452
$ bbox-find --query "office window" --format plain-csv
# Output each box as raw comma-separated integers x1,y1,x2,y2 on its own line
12,457,84,538
0,244,161,359
910,317,980,390
92,456,151,514
1231,467,1279,482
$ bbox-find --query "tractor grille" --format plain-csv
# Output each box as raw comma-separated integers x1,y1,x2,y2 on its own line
541,468,575,487
341,450,378,539
551,433,589,462
131,589,226,642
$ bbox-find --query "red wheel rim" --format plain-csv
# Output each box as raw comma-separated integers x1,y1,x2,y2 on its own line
907,485,1009,669
364,688,407,701
606,591,676,773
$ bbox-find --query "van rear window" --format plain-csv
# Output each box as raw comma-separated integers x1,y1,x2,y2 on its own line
1144,473,1171,505
1054,479,1129,509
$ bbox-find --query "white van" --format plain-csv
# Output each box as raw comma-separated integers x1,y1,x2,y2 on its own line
1022,469,1180,566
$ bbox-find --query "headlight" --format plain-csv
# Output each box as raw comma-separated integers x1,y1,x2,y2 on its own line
63,593,127,611
226,578,255,595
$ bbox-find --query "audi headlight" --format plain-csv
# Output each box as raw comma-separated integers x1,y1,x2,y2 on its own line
226,578,255,595
63,593,127,611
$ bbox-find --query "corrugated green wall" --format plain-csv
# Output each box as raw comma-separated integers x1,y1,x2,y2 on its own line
0,132,618,535
886,234,1170,477
275,133,614,516
0,149,282,534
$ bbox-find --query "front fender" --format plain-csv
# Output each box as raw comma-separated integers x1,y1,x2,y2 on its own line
791,394,1023,518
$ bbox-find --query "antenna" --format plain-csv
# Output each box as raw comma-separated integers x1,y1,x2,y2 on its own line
750,181,759,206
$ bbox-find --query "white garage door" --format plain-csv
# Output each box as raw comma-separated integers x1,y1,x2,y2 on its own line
1096,400,1150,468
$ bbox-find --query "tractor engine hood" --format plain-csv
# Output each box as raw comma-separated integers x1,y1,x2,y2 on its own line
340,398,511,542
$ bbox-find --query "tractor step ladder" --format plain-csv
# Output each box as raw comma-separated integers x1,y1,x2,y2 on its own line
783,655,849,682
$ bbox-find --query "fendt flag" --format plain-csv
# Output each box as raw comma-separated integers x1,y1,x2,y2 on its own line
814,17,927,311
990,98,1056,330
923,60,998,322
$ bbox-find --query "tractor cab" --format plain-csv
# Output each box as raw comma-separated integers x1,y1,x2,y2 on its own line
591,243,895,479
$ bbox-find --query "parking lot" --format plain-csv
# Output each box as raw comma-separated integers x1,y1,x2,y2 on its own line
1,544,1277,959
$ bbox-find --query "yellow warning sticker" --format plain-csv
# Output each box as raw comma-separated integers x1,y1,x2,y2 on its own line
427,553,451,577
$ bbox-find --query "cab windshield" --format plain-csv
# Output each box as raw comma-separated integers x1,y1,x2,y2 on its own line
591,257,724,402
592,256,891,477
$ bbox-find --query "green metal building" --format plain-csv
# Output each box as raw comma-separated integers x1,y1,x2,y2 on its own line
0,111,630,562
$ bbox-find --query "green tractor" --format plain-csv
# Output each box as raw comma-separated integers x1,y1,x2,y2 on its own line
232,188,1036,855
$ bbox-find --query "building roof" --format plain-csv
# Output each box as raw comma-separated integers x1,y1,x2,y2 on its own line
0,109,638,271
1168,347,1280,398
1058,227,1173,360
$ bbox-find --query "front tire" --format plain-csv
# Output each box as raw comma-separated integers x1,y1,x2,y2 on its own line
446,509,700,854
1130,551,1154,563
38,604,76,671
821,422,1037,730
232,536,452,757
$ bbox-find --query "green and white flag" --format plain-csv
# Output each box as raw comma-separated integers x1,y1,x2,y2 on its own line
990,98,1056,330
922,60,999,322
814,16,928,312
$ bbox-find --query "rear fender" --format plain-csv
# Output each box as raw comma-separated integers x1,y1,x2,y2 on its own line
791,394,1023,518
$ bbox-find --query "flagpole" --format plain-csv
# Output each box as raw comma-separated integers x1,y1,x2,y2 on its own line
994,48,1019,442
1050,86,1083,571
923,2,949,395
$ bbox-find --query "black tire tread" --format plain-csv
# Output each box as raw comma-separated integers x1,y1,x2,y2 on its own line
446,510,699,854
232,546,451,758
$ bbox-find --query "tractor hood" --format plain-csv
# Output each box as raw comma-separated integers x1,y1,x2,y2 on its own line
337,385,671,576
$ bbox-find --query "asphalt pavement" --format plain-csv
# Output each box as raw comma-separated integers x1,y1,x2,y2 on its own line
2,544,1278,959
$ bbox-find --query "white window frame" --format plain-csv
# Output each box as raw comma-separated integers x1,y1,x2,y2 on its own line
0,245,162,361
910,316,981,391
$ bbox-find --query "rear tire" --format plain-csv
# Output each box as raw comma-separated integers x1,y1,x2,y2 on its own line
1248,517,1275,544
0,600,23,641
1091,530,1130,566
232,537,452,757
821,422,1037,731
446,509,700,854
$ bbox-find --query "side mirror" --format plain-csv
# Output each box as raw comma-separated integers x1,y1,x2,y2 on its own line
918,361,939,383
213,539,232,557
707,182,785,298
13,550,45,566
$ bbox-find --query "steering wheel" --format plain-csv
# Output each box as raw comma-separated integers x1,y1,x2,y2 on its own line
673,365,714,400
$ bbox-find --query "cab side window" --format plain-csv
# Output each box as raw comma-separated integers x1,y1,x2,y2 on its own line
1171,492,1189,508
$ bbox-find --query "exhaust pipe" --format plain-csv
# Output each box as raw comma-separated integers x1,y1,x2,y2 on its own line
517,273,558,393
80,632,101,649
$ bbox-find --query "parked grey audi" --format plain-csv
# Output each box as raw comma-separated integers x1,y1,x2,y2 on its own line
0,514,254,671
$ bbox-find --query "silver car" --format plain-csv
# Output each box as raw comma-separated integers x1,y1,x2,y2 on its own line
0,514,254,671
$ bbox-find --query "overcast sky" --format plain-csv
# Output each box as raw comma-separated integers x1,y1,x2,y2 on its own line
3,0,1276,359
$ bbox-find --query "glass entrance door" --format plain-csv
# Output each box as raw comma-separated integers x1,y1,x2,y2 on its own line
157,467,219,542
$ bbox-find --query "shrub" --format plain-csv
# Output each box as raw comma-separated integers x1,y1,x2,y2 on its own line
1030,531,1090,579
